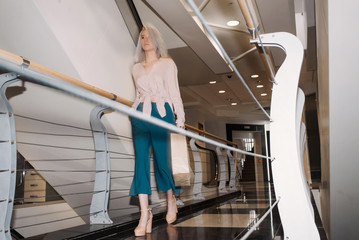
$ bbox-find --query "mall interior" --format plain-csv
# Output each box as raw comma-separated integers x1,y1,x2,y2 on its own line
0,1,359,240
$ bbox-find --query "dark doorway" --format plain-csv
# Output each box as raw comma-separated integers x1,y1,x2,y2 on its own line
226,124,270,182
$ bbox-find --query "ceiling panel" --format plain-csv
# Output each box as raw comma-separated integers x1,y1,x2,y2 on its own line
133,0,187,49
119,0,314,122
169,47,220,86
180,86,199,103
145,0,233,73
200,0,248,32
211,27,252,58
223,77,271,103
188,82,238,106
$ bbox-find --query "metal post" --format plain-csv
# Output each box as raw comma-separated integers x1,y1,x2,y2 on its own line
89,106,113,224
216,147,227,193
189,138,204,200
0,72,19,240
226,150,237,190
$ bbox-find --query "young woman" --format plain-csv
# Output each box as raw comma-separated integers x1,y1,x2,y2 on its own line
130,23,185,237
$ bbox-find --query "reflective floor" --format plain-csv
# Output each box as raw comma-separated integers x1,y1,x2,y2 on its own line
104,182,285,240
23,182,327,240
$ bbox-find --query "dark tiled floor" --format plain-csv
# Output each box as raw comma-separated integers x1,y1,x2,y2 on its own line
103,183,283,240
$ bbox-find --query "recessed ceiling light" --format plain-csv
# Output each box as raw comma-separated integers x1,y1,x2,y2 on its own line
227,20,239,27
261,93,267,96
251,74,259,78
231,102,238,106
257,85,264,88
219,90,226,93
209,81,216,84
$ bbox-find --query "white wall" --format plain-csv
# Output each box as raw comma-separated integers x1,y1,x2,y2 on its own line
0,0,138,233
328,1,359,239
315,0,330,237
317,1,359,239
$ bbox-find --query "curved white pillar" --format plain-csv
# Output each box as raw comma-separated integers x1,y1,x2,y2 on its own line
216,147,228,193
296,89,313,217
89,106,112,224
253,32,319,239
189,138,205,200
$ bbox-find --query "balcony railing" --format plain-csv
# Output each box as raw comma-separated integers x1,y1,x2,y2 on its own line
0,48,270,239
0,1,320,238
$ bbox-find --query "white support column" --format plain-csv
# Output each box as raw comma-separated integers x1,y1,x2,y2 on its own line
89,106,113,224
216,147,227,193
189,138,204,200
252,32,319,239
0,72,19,240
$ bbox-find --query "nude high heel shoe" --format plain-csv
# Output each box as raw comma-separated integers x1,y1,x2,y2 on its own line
134,209,153,236
166,195,178,224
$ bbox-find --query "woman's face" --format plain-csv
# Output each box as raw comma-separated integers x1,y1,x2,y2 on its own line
140,29,155,52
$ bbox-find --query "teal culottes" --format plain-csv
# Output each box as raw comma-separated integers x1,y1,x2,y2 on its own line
129,102,180,196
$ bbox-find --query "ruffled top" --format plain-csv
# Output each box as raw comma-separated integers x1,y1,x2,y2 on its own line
131,57,185,127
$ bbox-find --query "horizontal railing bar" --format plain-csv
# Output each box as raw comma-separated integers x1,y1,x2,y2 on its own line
0,56,271,160
110,157,135,160
185,125,237,146
0,49,132,106
110,175,133,179
16,130,93,138
25,158,95,162
110,205,145,212
16,169,106,173
108,151,134,156
111,170,135,172
1,49,237,146
14,190,106,201
52,180,95,188
15,114,93,131
17,142,96,151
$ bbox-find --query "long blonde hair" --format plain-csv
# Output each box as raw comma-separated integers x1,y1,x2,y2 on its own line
134,23,168,63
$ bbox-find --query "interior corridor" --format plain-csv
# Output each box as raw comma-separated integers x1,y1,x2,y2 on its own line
93,182,326,240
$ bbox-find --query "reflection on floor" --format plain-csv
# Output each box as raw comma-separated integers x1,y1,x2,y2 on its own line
105,182,284,240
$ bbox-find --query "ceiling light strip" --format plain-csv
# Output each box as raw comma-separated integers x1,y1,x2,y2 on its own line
186,0,272,121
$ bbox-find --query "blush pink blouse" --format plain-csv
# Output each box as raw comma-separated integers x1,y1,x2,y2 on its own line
131,57,185,128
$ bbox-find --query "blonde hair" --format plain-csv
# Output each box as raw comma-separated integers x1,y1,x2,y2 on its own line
134,23,168,63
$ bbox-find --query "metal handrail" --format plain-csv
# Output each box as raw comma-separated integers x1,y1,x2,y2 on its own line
0,48,237,147
0,49,132,106
185,0,273,121
238,197,280,240
0,49,271,160
240,0,277,84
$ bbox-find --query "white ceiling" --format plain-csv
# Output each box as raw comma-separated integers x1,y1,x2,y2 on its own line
125,0,317,123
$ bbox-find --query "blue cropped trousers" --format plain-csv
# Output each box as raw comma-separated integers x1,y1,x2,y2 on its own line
129,102,180,196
